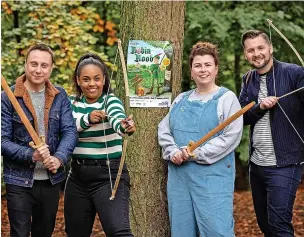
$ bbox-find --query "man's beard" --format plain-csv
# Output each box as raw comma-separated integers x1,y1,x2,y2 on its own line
251,55,272,70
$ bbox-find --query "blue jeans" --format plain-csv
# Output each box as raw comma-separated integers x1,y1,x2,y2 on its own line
249,162,303,237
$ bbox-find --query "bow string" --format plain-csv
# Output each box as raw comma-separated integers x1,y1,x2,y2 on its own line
267,19,304,144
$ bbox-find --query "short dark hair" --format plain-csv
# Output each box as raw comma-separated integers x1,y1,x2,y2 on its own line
241,30,271,47
189,41,219,68
72,53,111,98
25,43,55,64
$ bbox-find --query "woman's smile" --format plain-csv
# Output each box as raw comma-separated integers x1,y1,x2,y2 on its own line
77,64,105,103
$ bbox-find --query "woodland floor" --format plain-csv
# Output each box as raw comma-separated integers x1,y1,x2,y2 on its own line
1,188,304,237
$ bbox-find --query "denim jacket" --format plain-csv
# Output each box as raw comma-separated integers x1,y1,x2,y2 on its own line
1,74,78,187
239,59,304,166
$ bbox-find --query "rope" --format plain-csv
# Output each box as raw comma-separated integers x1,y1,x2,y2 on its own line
103,47,119,192
268,20,304,144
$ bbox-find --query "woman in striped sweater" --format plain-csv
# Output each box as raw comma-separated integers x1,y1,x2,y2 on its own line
64,53,135,237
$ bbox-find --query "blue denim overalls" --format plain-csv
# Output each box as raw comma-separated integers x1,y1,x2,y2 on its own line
168,88,235,237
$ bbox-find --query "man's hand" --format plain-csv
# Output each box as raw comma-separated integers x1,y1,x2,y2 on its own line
260,96,278,110
32,144,50,162
43,156,62,171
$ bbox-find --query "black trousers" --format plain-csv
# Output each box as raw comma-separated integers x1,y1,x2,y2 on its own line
64,159,133,237
6,180,61,237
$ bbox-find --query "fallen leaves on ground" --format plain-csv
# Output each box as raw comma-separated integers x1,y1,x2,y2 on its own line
234,187,303,237
1,188,303,236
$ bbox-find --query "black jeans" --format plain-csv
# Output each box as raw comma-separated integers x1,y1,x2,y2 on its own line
249,162,303,237
6,180,61,237
64,159,133,237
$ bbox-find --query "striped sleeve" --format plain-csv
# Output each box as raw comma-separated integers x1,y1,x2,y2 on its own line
70,94,124,160
105,94,127,136
69,95,92,132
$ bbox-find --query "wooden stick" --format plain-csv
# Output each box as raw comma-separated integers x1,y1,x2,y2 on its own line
109,114,133,200
109,139,128,200
187,101,256,153
1,75,56,173
110,39,131,200
267,19,304,66
1,75,42,146
117,39,130,97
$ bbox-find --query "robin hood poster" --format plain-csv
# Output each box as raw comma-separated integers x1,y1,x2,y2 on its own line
127,40,173,107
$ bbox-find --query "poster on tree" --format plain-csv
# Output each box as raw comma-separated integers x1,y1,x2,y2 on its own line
126,40,173,107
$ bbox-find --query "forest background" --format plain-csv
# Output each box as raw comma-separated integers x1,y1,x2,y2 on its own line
1,1,304,236
2,1,303,190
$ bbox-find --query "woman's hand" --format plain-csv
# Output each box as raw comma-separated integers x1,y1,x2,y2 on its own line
181,147,191,161
121,115,136,134
171,151,184,165
89,110,106,124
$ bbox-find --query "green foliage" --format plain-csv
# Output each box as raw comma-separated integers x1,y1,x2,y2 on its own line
1,1,122,194
87,1,121,59
2,1,303,167
1,1,121,94
184,1,304,162
184,2,304,91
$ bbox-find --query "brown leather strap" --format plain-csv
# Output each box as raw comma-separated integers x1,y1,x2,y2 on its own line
245,70,252,87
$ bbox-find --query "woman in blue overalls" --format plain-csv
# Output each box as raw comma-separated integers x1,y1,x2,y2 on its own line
158,42,243,237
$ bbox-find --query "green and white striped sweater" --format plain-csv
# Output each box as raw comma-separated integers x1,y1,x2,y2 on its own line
70,93,126,160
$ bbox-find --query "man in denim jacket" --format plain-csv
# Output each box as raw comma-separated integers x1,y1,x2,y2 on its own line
239,30,304,237
1,43,78,237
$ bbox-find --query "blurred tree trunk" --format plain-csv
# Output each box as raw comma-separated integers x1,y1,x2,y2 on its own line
116,1,185,236
234,50,241,96
233,35,250,190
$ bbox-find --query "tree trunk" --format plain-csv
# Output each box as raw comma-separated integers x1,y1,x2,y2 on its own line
234,51,241,96
117,2,185,236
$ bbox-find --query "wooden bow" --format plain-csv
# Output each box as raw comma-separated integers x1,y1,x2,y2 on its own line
110,39,131,200
267,19,304,99
187,101,255,155
267,19,304,66
1,75,56,173
267,19,304,144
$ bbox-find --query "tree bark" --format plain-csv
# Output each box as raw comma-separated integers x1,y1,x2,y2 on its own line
117,2,185,236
